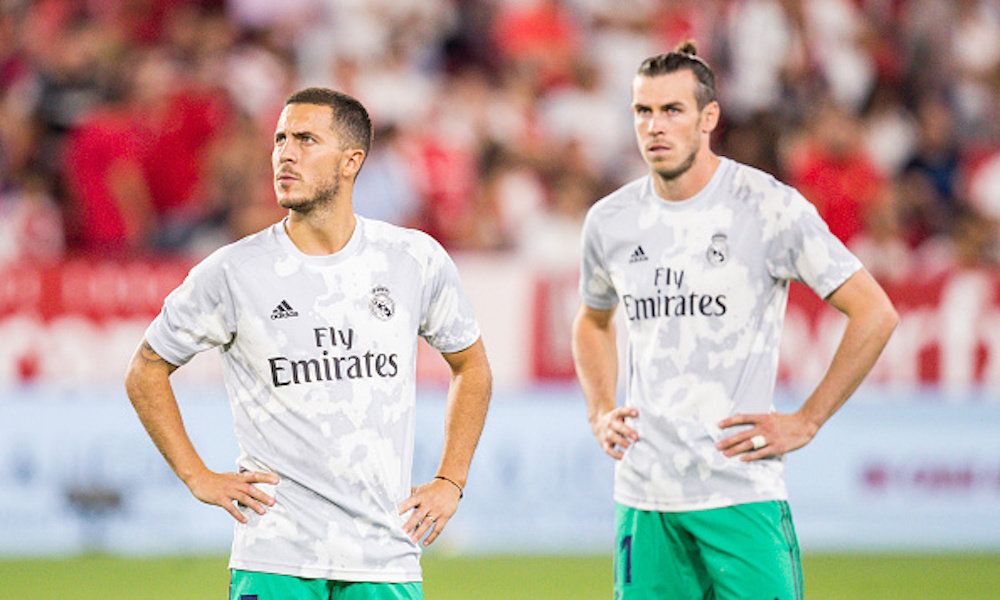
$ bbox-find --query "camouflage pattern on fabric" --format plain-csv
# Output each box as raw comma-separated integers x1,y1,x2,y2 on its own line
146,216,480,582
580,158,862,512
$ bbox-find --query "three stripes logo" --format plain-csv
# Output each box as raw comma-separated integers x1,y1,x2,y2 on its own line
270,300,299,320
629,246,648,263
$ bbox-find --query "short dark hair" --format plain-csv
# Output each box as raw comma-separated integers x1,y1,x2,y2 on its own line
285,87,373,155
637,41,717,109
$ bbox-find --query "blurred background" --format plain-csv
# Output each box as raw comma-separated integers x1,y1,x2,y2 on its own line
1,0,999,598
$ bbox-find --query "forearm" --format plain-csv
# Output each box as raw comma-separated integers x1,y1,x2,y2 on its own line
124,344,206,485
798,305,897,430
436,344,492,487
572,310,618,426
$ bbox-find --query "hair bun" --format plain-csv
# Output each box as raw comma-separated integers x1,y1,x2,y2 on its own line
675,41,698,56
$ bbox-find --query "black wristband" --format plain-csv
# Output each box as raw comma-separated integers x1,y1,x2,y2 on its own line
434,475,464,499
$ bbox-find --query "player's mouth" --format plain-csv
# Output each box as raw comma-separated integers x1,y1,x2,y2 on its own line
276,172,301,184
646,143,672,154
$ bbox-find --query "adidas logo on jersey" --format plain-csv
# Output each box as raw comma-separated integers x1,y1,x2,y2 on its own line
629,246,649,263
271,300,299,320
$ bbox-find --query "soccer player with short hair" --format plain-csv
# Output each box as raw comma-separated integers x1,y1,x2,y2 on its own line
572,43,898,599
125,87,492,600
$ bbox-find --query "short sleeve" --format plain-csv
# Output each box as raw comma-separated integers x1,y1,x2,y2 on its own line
765,190,863,298
418,238,481,354
579,209,618,309
144,251,237,366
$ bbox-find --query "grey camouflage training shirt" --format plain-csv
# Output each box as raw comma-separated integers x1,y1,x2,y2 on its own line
580,157,862,512
146,216,480,581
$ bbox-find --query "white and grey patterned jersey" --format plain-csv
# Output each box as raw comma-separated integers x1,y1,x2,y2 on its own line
145,216,480,582
580,158,862,512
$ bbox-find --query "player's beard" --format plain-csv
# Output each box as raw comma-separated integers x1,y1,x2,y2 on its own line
652,137,699,181
279,177,340,215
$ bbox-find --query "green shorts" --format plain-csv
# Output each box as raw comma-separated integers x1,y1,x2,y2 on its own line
614,501,803,600
229,569,423,600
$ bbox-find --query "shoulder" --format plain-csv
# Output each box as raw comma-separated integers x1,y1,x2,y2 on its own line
724,160,791,203
719,160,822,244
723,159,814,216
188,223,278,277
587,176,648,221
361,217,451,268
583,176,648,236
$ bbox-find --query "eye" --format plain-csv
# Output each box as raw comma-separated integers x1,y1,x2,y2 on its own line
635,106,651,115
274,133,286,143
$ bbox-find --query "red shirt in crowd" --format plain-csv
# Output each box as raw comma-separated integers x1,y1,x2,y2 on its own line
139,89,229,218
790,146,887,244
63,107,147,252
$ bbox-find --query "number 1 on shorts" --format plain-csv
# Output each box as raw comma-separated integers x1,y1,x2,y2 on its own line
620,534,633,584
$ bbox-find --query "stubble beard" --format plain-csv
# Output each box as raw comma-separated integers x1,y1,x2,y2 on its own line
651,139,699,182
279,177,340,215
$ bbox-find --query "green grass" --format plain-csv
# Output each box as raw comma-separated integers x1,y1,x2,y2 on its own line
1,553,998,599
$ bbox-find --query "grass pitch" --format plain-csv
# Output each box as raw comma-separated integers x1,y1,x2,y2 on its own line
1,553,998,599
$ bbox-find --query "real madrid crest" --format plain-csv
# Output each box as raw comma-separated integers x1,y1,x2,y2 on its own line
370,286,395,320
706,233,728,266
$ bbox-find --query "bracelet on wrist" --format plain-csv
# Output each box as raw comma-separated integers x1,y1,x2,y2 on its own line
434,475,464,499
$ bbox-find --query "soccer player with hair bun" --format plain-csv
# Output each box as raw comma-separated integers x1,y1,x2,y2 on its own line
572,42,898,599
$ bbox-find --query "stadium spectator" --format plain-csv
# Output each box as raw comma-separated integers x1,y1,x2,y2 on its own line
947,0,1000,141
471,145,547,252
848,189,915,283
196,108,280,255
62,78,155,253
492,0,583,89
0,175,64,262
538,60,630,177
723,0,801,121
353,124,422,227
27,16,111,191
131,52,231,251
900,93,965,244
929,208,1000,272
788,101,888,244
517,172,595,271
860,80,918,177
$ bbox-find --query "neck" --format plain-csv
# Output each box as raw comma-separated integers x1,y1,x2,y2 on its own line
651,149,721,202
284,187,357,255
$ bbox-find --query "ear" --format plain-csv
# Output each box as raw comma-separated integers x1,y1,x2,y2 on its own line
341,149,367,179
700,101,720,134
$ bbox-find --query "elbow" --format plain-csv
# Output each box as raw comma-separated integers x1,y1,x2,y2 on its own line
878,300,900,339
124,359,144,402
124,353,162,403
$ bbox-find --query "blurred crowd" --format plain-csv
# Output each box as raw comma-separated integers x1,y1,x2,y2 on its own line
1,0,999,279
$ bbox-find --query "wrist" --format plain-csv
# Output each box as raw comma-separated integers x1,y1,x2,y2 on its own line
587,404,613,427
795,409,822,437
178,463,210,487
434,474,465,499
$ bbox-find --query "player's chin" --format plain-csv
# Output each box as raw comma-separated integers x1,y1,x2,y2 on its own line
643,153,673,168
277,195,308,210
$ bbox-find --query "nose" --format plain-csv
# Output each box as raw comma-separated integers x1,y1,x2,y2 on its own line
275,140,298,164
646,114,666,136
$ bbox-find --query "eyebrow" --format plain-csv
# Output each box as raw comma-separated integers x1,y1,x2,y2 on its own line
633,101,685,111
275,129,322,141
